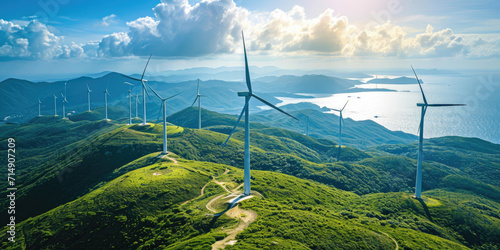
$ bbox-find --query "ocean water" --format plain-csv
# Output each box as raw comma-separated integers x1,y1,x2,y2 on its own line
276,73,500,144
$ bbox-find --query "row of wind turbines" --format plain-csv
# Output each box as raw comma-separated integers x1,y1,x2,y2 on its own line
36,32,464,201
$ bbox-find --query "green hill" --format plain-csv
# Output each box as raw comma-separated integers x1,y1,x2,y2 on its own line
2,153,498,249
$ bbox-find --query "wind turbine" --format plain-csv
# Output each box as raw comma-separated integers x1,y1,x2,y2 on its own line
223,32,298,196
53,94,57,116
86,83,92,111
411,66,466,199
124,82,134,125
104,86,111,120
61,93,68,119
191,79,203,129
122,55,152,125
38,99,41,116
135,93,140,118
145,82,183,155
62,82,67,118
330,100,349,162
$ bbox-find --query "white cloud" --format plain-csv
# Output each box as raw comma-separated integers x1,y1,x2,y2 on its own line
98,0,248,57
2,1,499,61
101,14,118,27
0,19,85,60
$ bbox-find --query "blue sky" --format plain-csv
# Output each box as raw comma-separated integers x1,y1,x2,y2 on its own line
1,0,499,80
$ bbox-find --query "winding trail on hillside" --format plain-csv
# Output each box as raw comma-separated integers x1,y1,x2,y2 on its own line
212,206,257,249
208,170,258,249
163,153,178,164
380,231,399,250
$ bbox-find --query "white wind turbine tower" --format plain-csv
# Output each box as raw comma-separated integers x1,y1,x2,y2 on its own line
190,79,203,129
86,83,92,111
38,99,42,116
62,82,67,118
223,32,298,196
124,82,134,125
135,93,140,118
122,55,152,125
53,94,57,116
61,93,68,118
330,100,349,162
145,82,183,155
104,86,111,120
411,66,465,199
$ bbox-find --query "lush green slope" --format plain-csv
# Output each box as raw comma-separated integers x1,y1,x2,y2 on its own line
2,154,498,249
1,113,499,249
2,119,498,225
0,122,164,222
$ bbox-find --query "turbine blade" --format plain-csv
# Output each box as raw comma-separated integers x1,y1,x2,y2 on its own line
124,82,134,86
121,74,142,81
426,104,466,107
165,90,184,100
86,83,91,92
330,108,341,112
252,94,298,120
156,100,162,123
145,81,162,99
341,99,350,111
140,54,152,82
38,99,41,104
222,102,247,147
191,96,199,107
142,81,152,100
197,79,200,95
411,65,427,105
242,32,252,93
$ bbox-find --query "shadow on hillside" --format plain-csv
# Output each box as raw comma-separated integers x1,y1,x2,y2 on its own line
418,198,433,222
208,196,243,228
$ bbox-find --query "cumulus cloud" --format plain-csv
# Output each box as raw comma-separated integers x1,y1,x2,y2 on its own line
244,6,500,58
98,0,248,57
101,14,118,27
0,19,85,60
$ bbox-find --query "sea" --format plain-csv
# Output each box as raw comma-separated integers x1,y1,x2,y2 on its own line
275,72,500,144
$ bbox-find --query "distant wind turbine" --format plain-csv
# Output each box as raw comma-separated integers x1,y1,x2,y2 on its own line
122,55,152,125
53,94,57,116
104,86,111,120
191,79,203,129
86,83,92,111
61,93,68,119
411,66,466,199
124,82,134,125
146,82,183,155
135,93,140,118
223,32,298,196
330,100,349,162
38,99,41,116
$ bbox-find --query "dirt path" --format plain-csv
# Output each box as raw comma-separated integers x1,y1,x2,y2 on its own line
163,153,178,164
212,206,257,249
209,170,257,249
380,231,399,250
181,181,210,206
182,169,231,207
